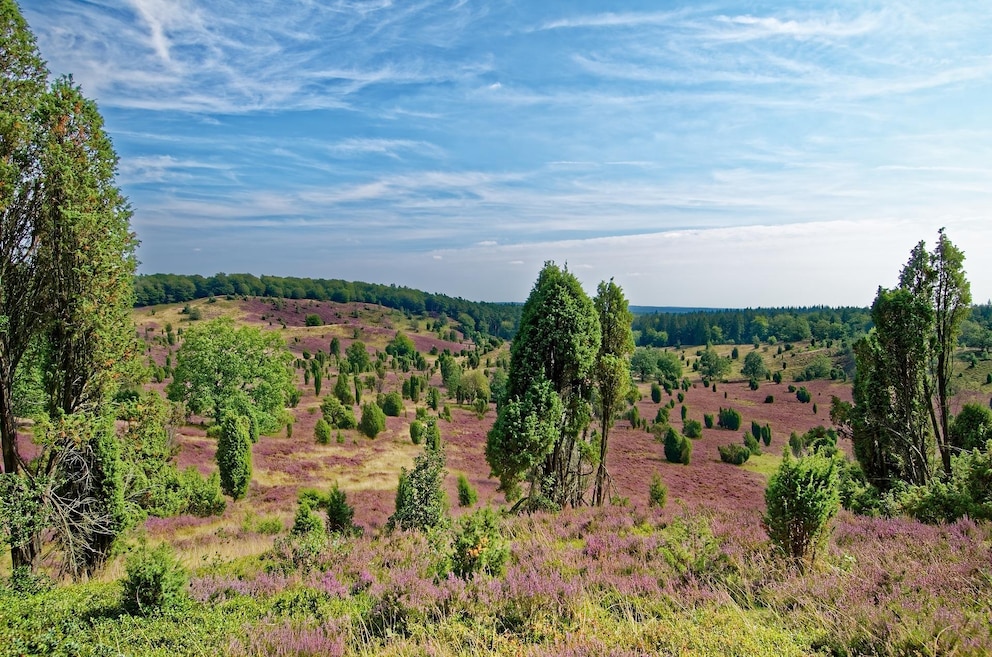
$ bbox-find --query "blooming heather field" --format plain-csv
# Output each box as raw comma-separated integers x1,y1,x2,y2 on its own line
3,296,990,656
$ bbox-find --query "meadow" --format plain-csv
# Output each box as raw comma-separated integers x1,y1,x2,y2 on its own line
2,295,991,656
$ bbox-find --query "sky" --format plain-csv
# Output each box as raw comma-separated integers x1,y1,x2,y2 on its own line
23,1,992,307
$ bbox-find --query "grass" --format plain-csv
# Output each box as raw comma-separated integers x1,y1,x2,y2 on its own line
742,452,783,479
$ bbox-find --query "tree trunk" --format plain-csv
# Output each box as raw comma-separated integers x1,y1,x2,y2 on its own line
593,417,610,506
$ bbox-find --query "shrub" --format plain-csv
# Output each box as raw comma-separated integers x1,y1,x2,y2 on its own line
897,443,992,523
388,442,448,532
121,544,188,615
291,501,324,536
764,395,774,404
787,384,796,393
744,431,761,455
181,469,226,517
304,313,323,326
655,406,670,425
677,392,684,403
703,413,714,429
326,484,357,534
717,407,742,431
358,402,386,438
796,387,812,403
683,418,702,439
456,474,478,507
217,412,252,500
648,474,668,508
452,507,508,578
320,395,356,429
314,418,331,445
763,454,840,567
650,382,662,403
381,391,404,417
773,371,782,384
663,427,691,465
748,378,759,391
409,420,424,444
719,443,751,465
761,423,772,446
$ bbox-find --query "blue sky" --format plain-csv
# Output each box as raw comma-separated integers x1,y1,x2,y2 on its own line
24,1,992,306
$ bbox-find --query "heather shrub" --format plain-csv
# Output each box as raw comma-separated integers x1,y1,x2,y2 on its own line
122,544,188,615
649,474,668,508
452,507,507,578
664,427,691,465
456,473,478,507
703,413,714,428
764,453,840,566
314,418,331,444
897,443,992,523
358,402,386,438
717,407,742,431
683,418,702,439
719,443,751,465
326,484,358,534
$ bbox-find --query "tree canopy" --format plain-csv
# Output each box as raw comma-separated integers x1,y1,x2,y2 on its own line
167,317,293,434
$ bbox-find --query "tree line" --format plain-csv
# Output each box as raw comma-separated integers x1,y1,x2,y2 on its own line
134,273,523,340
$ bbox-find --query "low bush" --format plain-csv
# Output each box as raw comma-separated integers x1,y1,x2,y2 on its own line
314,418,331,444
457,473,478,507
796,387,812,403
664,427,691,465
703,413,714,428
764,395,774,404
409,420,424,444
719,443,751,465
452,507,508,579
717,407,742,431
683,418,702,438
744,431,761,455
121,544,188,615
649,474,668,508
326,484,358,534
763,454,840,567
381,392,404,417
358,402,386,438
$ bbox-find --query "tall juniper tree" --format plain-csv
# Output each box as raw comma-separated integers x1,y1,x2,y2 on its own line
592,279,634,506
486,262,600,509
1,0,137,574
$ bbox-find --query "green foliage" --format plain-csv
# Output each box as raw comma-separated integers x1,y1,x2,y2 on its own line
655,406,670,425
664,427,691,465
346,340,371,373
325,484,357,534
896,441,992,523
650,382,662,403
121,544,189,615
381,391,404,417
765,394,775,403
333,372,355,406
426,386,441,411
320,395,357,430
304,313,323,326
291,501,324,536
764,454,840,566
741,350,768,380
719,443,751,465
167,318,292,434
683,418,702,439
180,469,226,517
490,262,601,508
409,420,424,444
703,413,714,429
216,412,252,500
796,387,812,403
485,378,563,496
388,441,448,533
452,507,508,578
949,403,992,451
314,418,331,445
744,431,761,455
649,474,668,508
456,474,478,507
358,402,386,438
761,423,772,446
717,407,742,431
699,345,731,380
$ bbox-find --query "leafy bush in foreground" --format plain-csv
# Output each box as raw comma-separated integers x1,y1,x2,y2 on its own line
719,443,751,465
122,544,188,615
764,453,840,566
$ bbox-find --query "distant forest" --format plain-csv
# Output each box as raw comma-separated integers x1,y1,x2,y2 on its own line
135,273,992,349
